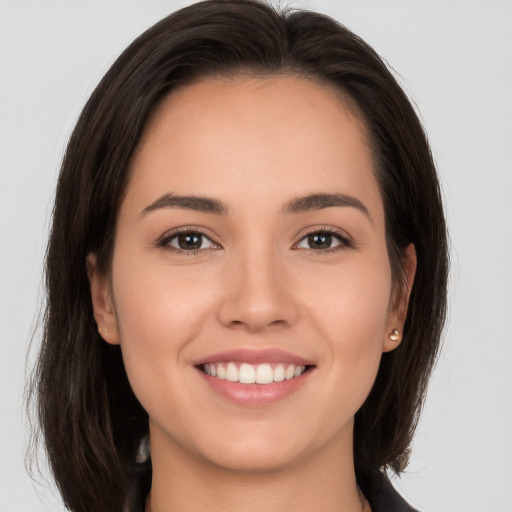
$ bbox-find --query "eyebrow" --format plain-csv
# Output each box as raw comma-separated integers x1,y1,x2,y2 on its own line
140,191,371,222
283,193,372,222
140,193,227,217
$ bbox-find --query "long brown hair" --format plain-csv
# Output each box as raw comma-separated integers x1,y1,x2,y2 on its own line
31,1,448,510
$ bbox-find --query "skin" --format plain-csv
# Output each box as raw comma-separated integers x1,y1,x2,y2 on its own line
88,76,416,512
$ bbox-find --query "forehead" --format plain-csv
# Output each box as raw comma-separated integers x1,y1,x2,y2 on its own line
125,75,382,220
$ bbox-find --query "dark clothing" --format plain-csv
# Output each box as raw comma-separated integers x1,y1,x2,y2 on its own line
134,465,419,512
360,471,420,511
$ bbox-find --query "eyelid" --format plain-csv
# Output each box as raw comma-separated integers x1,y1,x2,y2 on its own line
292,225,353,251
155,226,222,253
154,224,352,254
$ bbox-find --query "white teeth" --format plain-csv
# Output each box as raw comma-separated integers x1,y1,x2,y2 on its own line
226,362,238,382
216,364,226,380
239,363,256,383
203,362,307,384
273,364,285,382
255,364,273,384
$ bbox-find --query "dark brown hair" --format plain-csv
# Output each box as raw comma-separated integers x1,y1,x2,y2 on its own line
32,1,448,510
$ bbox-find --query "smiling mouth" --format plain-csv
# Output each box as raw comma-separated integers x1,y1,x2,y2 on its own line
200,362,310,384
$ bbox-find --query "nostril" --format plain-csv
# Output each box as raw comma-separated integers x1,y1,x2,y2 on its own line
228,318,288,332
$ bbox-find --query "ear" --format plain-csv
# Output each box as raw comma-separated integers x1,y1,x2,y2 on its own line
86,253,120,345
383,243,417,353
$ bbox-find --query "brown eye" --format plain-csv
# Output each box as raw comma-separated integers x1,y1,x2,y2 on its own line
166,231,216,252
307,233,333,250
295,230,349,251
177,233,202,250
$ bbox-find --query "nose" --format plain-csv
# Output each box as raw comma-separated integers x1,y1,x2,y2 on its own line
216,248,299,333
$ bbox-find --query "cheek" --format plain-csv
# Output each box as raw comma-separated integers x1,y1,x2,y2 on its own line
109,250,217,399
304,257,392,388
306,256,392,340
112,242,217,337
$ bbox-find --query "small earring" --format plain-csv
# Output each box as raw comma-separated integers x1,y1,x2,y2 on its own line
389,328,400,341
100,327,109,333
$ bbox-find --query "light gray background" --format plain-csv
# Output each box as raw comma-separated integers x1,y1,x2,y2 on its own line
1,1,511,510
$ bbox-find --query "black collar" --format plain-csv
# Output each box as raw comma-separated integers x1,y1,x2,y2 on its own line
359,470,420,512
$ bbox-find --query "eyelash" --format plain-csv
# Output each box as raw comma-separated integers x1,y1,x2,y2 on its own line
156,227,220,255
294,226,353,254
156,226,352,256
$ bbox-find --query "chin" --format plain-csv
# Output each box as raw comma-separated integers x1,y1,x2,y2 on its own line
204,444,305,475
193,420,340,476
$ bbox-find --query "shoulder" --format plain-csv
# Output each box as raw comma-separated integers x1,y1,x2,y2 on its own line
359,470,420,512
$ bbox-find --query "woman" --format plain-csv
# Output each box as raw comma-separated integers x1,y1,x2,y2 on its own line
32,1,448,511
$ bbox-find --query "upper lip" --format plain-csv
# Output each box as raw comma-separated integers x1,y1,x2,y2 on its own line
193,348,314,367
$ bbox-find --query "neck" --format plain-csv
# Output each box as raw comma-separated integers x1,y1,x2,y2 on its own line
145,426,369,512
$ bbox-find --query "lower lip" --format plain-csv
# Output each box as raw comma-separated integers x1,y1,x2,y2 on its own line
198,369,312,405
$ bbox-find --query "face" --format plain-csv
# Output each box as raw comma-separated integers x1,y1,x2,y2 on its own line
89,76,414,473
